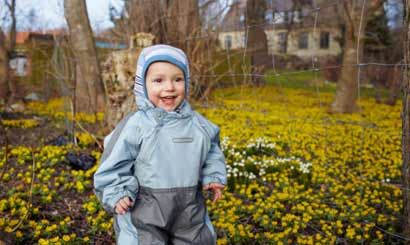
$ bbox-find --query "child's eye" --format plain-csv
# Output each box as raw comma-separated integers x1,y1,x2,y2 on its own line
153,78,162,83
175,77,184,82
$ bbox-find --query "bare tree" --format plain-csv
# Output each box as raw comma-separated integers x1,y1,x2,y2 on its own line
331,0,384,113
64,0,106,113
0,0,17,105
0,28,9,104
5,0,16,52
245,0,271,85
402,0,410,238
110,0,221,100
110,0,166,43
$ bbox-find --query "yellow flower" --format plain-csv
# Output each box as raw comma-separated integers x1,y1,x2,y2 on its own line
62,235,71,242
50,236,59,242
15,230,23,238
38,238,50,245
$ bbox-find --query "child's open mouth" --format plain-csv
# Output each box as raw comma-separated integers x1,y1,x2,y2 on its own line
160,96,177,105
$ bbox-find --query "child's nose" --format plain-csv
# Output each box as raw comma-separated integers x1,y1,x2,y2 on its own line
164,80,175,91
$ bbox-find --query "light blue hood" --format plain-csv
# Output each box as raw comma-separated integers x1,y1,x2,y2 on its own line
133,44,190,111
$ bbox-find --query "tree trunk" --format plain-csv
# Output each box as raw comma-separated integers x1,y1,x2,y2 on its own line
7,0,16,52
64,0,106,113
8,0,17,104
331,0,384,113
246,0,271,85
1,0,18,105
402,0,410,238
0,30,9,104
386,63,402,105
332,37,361,113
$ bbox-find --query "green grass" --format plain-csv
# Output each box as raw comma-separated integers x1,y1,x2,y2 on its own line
264,69,392,100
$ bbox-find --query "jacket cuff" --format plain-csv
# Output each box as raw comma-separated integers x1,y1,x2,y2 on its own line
202,176,227,186
105,189,137,214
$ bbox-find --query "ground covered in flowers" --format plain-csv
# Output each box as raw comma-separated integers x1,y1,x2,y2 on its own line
0,84,403,244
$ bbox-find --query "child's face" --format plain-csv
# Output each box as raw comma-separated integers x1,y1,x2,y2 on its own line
146,62,185,112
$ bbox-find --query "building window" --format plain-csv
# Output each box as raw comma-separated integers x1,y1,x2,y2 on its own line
9,55,28,76
278,32,287,53
225,35,232,50
293,10,302,22
320,32,330,49
298,32,309,49
239,14,245,23
265,10,273,23
274,12,285,24
284,11,289,23
241,34,246,47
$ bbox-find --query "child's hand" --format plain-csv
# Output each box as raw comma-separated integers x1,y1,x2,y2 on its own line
115,196,133,215
203,183,225,203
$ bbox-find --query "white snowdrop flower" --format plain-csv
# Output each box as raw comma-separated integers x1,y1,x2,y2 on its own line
299,161,312,174
248,172,256,180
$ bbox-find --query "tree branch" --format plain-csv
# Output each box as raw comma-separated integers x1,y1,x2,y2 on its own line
368,0,385,14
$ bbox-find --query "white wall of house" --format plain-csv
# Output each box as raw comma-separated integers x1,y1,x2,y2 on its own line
284,28,342,58
219,31,246,50
218,28,341,59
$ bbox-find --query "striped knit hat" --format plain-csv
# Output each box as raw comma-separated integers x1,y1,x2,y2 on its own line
134,44,190,100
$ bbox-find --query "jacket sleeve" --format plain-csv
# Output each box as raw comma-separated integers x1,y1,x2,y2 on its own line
201,125,227,186
93,113,140,213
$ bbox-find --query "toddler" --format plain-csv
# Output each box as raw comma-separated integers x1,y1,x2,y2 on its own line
94,44,227,245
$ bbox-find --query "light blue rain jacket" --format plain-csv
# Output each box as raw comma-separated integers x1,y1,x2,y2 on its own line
93,44,227,244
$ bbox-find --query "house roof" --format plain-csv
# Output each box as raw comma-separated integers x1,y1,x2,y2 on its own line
11,29,66,44
15,32,30,44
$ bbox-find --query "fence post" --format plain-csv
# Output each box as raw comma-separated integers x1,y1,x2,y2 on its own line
403,0,410,239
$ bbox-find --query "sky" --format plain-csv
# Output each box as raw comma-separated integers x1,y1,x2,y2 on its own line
0,0,124,32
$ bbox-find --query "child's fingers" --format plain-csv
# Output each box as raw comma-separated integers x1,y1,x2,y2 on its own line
123,197,133,207
203,183,224,191
210,183,225,189
115,198,132,214
212,188,222,203
115,205,126,214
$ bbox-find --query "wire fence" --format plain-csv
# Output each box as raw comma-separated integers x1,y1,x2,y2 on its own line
184,0,406,241
2,0,406,242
